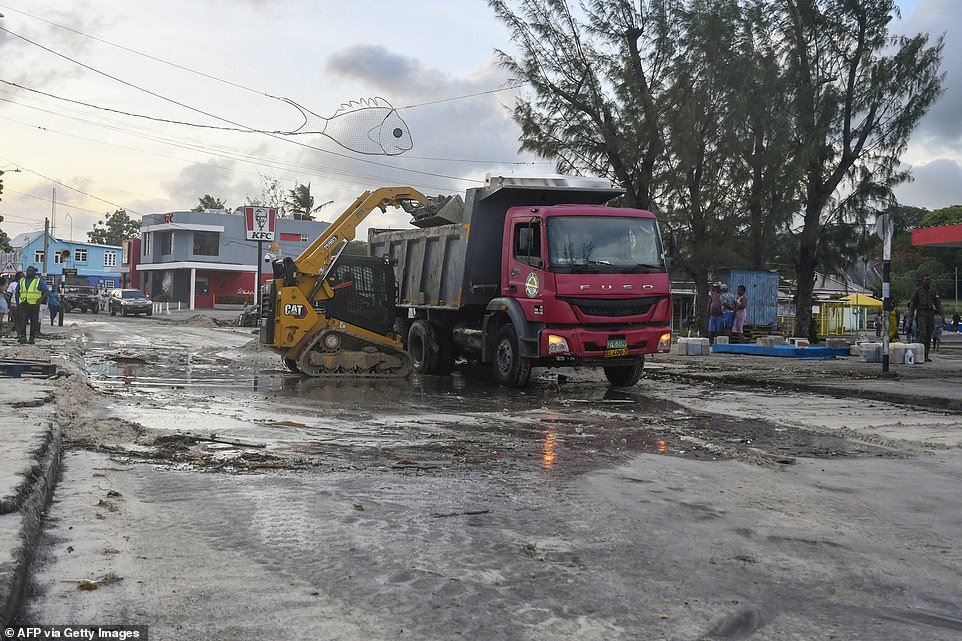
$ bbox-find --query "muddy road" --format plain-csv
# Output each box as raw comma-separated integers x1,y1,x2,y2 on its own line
16,315,962,640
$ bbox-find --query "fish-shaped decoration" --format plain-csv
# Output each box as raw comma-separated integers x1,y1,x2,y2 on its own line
277,97,413,156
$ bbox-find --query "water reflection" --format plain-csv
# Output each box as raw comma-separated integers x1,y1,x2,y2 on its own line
542,426,557,470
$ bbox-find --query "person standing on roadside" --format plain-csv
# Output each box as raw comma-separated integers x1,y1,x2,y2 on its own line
732,285,748,343
8,270,24,341
953,310,961,333
720,284,737,338
0,276,9,338
17,266,49,344
47,285,61,326
908,274,943,362
932,311,944,353
707,282,724,343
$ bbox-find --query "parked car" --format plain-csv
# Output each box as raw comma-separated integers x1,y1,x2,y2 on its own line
61,285,100,313
109,288,152,316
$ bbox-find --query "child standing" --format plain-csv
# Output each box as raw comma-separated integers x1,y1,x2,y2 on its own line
47,286,60,326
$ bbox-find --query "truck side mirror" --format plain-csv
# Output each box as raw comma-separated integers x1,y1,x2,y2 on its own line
664,234,677,269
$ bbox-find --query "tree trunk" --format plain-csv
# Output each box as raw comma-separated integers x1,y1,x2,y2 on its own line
793,197,824,340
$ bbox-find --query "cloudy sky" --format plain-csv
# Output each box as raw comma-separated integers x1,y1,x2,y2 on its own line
0,0,959,242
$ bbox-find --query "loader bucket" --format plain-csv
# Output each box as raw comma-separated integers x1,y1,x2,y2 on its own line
411,194,465,228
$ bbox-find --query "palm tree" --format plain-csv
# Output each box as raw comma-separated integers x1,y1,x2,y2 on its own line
284,183,331,220
192,194,229,212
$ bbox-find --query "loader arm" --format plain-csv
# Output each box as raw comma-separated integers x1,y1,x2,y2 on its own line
294,187,431,278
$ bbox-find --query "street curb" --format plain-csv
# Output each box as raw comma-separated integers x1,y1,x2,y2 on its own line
650,370,962,413
0,418,63,627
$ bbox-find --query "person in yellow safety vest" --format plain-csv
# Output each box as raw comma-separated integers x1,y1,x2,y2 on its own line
17,265,50,344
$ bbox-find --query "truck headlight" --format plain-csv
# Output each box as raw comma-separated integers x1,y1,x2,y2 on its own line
658,332,672,352
547,334,570,354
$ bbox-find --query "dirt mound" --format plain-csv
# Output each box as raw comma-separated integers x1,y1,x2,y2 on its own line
238,338,270,353
184,314,220,328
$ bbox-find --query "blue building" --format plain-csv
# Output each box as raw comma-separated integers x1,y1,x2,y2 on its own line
7,231,122,289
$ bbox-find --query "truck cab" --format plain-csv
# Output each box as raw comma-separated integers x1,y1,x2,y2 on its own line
488,203,672,386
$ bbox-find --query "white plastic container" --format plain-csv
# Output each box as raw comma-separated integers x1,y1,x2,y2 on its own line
905,342,925,363
890,342,906,364
860,342,881,363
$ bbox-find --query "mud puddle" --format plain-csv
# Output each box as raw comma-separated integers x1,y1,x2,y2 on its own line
80,350,903,480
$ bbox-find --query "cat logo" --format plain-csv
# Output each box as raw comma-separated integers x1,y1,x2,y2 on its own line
284,304,308,319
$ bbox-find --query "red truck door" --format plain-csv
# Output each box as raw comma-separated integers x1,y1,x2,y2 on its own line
504,216,547,320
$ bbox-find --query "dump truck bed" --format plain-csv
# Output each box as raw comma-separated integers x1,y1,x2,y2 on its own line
368,179,623,312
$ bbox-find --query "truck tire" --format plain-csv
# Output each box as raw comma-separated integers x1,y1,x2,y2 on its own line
90,306,99,314
284,358,300,373
603,357,645,387
409,320,442,375
63,302,72,313
110,307,117,316
493,324,531,388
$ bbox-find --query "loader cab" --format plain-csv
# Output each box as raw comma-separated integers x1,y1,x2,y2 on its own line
325,255,397,335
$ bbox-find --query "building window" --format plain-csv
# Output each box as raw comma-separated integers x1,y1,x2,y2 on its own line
301,234,309,243
34,250,44,263
74,248,88,263
143,232,151,255
104,251,118,267
160,232,173,255
102,279,115,289
193,231,219,256
55,251,66,264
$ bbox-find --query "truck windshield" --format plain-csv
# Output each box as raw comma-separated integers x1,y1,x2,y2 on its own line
547,216,665,273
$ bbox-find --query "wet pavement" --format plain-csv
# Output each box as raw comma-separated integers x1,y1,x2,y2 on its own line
3,312,962,639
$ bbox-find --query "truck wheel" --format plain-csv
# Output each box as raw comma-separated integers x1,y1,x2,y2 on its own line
284,358,300,373
493,324,531,388
110,307,116,316
603,357,645,387
90,306,99,314
409,319,442,375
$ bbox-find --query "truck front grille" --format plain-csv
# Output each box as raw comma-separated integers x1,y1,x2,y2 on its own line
561,296,665,318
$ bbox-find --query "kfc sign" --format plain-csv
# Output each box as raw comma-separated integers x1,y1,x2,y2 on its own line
245,207,277,241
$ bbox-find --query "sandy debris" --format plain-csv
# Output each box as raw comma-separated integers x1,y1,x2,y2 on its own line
184,314,220,328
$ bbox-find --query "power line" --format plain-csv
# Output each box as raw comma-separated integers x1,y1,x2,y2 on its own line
0,24,485,183
0,2,274,98
0,186,109,216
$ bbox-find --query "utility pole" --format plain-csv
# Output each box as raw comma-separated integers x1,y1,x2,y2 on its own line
878,215,893,373
43,218,50,277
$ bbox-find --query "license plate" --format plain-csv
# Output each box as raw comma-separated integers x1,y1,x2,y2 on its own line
605,337,628,358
